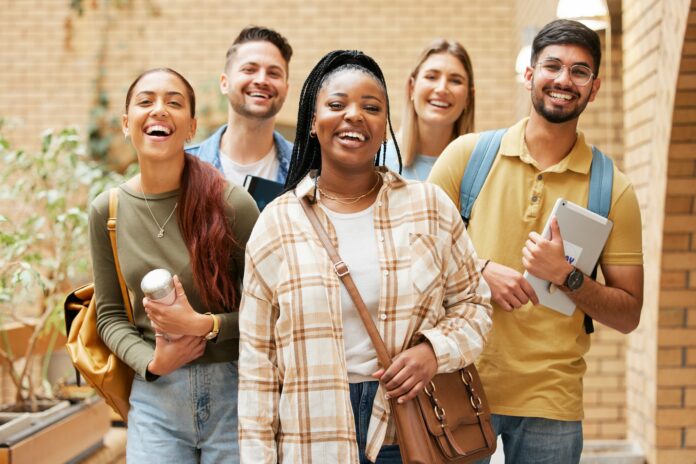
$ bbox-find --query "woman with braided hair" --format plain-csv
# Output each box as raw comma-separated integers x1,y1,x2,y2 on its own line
238,50,491,463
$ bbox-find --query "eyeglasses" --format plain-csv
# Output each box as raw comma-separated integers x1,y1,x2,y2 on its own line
536,59,595,86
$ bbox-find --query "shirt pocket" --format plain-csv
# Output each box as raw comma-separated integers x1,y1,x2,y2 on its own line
409,233,446,297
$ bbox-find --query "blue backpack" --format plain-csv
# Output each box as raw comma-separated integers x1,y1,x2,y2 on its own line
458,129,614,334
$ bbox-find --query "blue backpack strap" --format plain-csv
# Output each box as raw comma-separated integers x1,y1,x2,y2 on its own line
459,129,506,226
588,146,613,218
583,146,614,334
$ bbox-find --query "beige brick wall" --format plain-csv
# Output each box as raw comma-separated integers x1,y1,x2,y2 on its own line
623,1,694,463
655,2,696,463
0,0,520,153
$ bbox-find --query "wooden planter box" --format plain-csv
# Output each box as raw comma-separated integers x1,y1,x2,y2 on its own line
0,397,110,464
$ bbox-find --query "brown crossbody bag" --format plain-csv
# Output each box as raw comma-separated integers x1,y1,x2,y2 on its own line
299,196,496,463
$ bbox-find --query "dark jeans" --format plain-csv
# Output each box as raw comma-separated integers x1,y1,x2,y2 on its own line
349,381,402,464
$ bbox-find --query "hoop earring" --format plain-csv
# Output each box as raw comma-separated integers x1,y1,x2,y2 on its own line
310,131,316,138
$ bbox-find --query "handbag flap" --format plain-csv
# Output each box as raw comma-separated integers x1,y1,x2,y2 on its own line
416,367,489,437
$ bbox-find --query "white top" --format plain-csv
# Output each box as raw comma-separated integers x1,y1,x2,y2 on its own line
321,203,381,383
220,144,279,186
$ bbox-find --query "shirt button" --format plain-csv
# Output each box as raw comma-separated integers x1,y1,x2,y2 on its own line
537,174,543,181
380,314,387,321
531,195,538,202
383,270,389,276
378,202,383,207
379,235,384,242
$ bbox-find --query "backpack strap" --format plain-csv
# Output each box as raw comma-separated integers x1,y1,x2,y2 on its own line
583,147,614,334
588,147,613,218
459,129,506,227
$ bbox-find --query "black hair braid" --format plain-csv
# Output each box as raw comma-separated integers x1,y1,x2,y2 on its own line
284,50,403,192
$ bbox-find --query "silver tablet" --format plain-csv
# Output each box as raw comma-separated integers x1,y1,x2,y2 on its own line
523,198,614,316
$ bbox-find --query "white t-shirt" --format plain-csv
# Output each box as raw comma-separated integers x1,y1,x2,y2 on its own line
219,144,279,186
321,203,381,383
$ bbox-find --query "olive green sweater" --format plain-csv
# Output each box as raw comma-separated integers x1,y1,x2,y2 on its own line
89,183,259,379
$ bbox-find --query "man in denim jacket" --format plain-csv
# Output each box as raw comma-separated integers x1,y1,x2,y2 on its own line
186,26,293,185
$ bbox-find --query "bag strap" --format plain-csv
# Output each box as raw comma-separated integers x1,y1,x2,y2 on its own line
582,147,614,334
588,146,613,219
108,188,134,324
297,196,393,369
459,129,506,227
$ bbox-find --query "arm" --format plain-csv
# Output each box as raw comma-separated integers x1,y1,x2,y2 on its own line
238,231,280,463
91,196,156,379
523,218,643,333
565,264,642,333
378,193,493,402
418,204,493,370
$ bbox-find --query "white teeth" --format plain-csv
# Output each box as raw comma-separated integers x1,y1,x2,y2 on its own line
146,125,171,135
429,100,451,108
549,92,572,101
339,131,366,142
249,93,269,98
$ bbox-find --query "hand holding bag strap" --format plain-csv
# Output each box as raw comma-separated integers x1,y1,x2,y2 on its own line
298,196,393,368
108,187,134,324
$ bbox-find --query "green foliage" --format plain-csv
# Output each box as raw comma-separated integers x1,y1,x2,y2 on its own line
0,126,127,320
0,125,130,404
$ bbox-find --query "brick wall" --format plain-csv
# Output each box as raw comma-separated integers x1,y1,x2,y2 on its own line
655,2,696,462
0,0,519,154
623,1,693,463
579,0,632,440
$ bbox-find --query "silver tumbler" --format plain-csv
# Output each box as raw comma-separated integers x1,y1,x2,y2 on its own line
141,269,181,340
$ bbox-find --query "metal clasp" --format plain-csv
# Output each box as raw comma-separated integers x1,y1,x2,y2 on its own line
334,261,350,277
424,381,436,397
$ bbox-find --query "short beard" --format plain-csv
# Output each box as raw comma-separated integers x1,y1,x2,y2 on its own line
230,99,282,120
531,77,588,124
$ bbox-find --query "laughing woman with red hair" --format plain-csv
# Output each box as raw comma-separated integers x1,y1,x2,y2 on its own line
89,68,258,463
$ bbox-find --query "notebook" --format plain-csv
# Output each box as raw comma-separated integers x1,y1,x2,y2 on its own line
243,175,284,211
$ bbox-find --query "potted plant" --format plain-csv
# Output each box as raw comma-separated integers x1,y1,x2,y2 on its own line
0,122,128,462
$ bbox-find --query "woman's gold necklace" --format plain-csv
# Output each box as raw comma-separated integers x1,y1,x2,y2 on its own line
317,174,380,205
142,188,178,238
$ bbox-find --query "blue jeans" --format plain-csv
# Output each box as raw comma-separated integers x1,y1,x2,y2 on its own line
127,361,239,464
350,381,402,464
476,414,582,464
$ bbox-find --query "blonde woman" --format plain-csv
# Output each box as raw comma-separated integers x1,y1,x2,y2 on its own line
386,39,475,180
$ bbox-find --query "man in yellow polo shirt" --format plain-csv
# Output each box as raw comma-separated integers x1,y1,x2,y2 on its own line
428,19,643,464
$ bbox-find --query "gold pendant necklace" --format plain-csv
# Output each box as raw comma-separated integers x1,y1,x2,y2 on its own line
142,189,178,238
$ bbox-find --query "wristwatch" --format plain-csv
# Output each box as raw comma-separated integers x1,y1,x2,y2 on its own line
563,267,584,292
203,312,220,341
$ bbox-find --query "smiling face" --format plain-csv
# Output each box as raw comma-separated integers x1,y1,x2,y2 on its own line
122,70,197,160
410,52,470,129
311,69,387,174
221,40,289,120
525,44,600,124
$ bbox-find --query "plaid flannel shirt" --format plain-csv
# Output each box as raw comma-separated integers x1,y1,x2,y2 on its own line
238,168,492,463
